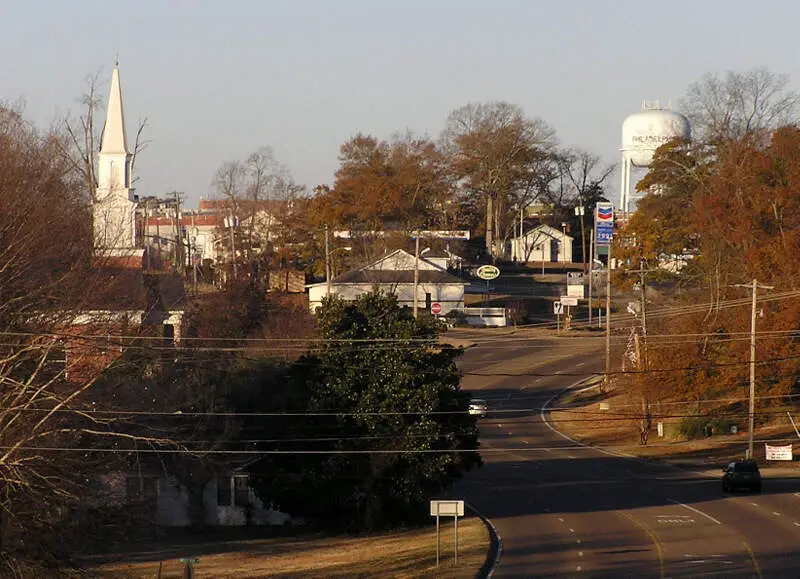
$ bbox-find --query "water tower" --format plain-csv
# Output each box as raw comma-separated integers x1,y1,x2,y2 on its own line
620,102,691,213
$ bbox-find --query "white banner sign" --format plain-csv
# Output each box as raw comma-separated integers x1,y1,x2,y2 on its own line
765,443,793,461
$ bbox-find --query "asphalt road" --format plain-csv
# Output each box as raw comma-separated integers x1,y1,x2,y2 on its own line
451,328,800,578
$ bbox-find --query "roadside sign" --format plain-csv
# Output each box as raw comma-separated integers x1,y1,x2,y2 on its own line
431,302,442,315
765,444,793,461
476,265,500,280
560,296,578,306
595,202,614,245
430,500,464,516
430,500,464,567
553,301,564,315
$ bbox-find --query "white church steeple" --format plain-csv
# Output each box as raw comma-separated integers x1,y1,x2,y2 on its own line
93,61,142,263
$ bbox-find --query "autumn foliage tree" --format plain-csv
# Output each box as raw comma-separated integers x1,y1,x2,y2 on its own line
619,126,800,435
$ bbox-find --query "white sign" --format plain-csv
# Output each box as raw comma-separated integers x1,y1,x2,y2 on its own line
765,444,793,461
553,302,564,315
560,296,578,306
476,265,500,280
430,500,464,517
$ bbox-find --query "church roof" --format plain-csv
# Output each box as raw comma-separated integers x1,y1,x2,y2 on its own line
99,65,130,156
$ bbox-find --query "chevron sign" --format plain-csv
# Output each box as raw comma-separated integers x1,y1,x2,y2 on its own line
595,203,614,245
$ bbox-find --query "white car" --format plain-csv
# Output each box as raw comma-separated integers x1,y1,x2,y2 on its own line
468,398,488,417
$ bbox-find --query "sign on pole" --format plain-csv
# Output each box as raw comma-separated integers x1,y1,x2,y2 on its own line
430,500,464,567
431,302,442,315
560,296,578,306
553,301,564,315
595,202,614,246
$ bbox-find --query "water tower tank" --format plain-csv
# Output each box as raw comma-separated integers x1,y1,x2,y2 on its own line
621,108,691,167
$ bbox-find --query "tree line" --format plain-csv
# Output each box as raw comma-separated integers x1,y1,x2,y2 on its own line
615,68,800,442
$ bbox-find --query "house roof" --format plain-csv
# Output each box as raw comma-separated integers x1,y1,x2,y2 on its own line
334,269,464,284
317,248,465,286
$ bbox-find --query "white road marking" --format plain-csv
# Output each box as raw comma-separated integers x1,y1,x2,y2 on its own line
794,522,800,527
576,539,581,544
576,565,582,571
578,551,584,557
521,440,529,444
567,455,577,459
558,517,564,523
750,502,759,507
667,499,722,525
569,528,575,534
535,378,543,383
773,512,782,516
575,362,585,367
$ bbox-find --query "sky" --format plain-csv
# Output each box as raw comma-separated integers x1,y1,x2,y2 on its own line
3,0,800,208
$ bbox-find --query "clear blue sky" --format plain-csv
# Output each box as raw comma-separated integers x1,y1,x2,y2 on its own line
3,0,799,207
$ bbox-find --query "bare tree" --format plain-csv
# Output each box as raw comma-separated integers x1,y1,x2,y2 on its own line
681,67,800,143
440,102,556,259
561,149,615,269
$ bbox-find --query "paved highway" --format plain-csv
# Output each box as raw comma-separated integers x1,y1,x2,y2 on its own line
452,328,800,578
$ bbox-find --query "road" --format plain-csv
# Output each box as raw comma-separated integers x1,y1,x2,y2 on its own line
452,328,800,578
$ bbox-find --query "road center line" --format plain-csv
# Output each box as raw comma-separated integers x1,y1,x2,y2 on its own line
667,499,721,525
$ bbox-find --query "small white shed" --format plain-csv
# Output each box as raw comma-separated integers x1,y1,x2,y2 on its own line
511,224,573,264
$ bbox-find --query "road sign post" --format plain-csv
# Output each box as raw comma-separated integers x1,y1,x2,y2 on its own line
431,302,442,315
430,500,464,567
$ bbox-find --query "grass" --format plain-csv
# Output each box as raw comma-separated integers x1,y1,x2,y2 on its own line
548,380,800,468
85,517,489,578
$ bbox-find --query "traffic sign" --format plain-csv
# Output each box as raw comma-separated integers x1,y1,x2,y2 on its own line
553,301,564,315
560,296,578,306
431,302,442,315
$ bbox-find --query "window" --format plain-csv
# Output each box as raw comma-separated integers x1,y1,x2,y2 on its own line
233,475,250,507
217,477,232,506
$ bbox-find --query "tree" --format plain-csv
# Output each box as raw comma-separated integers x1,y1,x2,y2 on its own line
616,126,800,433
681,67,800,144
0,105,212,575
440,102,557,259
248,291,481,530
211,147,305,282
560,149,614,266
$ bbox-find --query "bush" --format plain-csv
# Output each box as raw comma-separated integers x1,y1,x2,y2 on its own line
677,415,739,439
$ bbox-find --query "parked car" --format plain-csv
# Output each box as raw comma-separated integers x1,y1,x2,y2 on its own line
722,460,762,493
468,398,488,418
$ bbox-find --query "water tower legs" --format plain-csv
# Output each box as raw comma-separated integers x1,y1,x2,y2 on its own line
619,155,632,214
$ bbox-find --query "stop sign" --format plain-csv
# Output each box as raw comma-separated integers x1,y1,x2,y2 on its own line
431,302,442,315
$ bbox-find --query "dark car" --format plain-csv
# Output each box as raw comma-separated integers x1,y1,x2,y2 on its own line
722,460,762,493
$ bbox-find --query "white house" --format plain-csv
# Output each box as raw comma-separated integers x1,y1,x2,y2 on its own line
511,224,573,264
307,249,467,315
96,471,300,527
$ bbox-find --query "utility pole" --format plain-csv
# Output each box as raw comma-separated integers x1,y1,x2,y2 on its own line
325,225,331,297
172,191,183,275
734,279,774,460
604,242,612,392
227,211,238,281
413,234,420,318
588,228,594,325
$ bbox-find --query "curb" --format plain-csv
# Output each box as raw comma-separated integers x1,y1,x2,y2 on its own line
467,502,502,578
